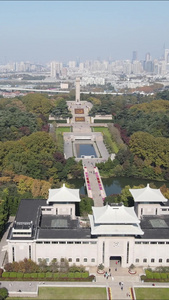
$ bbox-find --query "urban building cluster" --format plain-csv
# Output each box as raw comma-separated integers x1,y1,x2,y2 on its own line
50,49,169,78
1,49,169,93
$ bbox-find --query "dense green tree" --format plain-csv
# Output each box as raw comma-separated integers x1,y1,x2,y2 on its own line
22,93,53,116
51,99,72,119
79,196,94,216
0,287,8,300
49,258,59,273
0,107,37,141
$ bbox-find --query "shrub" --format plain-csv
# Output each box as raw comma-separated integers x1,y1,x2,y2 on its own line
30,273,38,279
0,287,8,299
38,273,45,278
89,275,95,281
74,272,81,278
98,263,104,271
68,272,75,278
53,273,59,278
81,272,89,278
69,264,85,273
0,268,3,277
161,273,167,280
94,119,112,123
9,272,17,278
129,264,135,270
59,273,67,278
153,272,161,279
17,273,23,278
24,273,31,278
56,120,67,123
145,270,153,279
46,272,53,278
2,272,9,278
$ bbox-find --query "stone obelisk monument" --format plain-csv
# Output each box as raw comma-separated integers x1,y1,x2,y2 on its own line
75,78,80,103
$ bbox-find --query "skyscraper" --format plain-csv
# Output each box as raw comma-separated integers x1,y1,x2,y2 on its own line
165,49,169,64
132,51,138,62
145,52,151,62
50,61,62,78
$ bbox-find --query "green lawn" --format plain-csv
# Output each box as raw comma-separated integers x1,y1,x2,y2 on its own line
93,127,118,153
55,127,71,152
56,127,71,134
7,287,107,300
135,287,169,300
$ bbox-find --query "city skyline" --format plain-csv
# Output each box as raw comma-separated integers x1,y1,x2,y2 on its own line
0,1,169,63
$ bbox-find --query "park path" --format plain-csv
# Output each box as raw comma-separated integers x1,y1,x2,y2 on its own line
66,100,108,207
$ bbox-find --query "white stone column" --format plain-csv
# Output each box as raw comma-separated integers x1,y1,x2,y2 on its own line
75,78,80,102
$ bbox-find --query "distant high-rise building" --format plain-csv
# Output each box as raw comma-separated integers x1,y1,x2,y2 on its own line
165,49,169,64
79,63,84,71
68,61,76,68
50,61,62,78
144,53,153,73
132,51,138,62
50,61,57,78
145,52,151,62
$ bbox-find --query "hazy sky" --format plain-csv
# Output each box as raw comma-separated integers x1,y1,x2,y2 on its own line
0,1,169,64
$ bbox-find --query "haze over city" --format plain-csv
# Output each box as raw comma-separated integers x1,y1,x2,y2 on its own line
0,1,169,64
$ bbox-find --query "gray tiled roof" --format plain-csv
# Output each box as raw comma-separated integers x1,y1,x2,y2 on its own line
139,215,169,239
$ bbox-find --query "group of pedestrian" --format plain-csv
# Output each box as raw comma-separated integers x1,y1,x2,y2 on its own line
104,268,111,279
126,293,131,298
119,281,124,290
115,260,120,271
119,282,131,297
104,271,111,279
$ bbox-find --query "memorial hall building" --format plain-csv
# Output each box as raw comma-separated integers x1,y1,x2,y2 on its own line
7,184,169,268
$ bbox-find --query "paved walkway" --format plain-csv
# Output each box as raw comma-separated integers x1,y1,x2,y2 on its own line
64,100,110,207
2,279,169,299
83,161,106,206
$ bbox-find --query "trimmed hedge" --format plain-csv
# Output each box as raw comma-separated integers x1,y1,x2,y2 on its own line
24,273,31,278
9,272,17,278
60,273,67,278
68,272,75,278
161,273,167,280
53,273,59,278
142,270,169,282
0,270,92,281
17,273,23,278
46,272,53,278
74,272,81,278
2,272,9,278
56,120,67,123
82,272,89,278
94,119,112,123
38,273,45,278
30,273,38,279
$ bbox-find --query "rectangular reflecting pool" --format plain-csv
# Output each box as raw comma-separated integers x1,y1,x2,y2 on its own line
75,143,97,158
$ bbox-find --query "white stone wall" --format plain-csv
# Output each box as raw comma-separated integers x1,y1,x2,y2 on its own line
97,236,135,268
8,240,98,267
8,236,169,269
134,241,169,267
8,241,34,262
137,203,161,219
41,204,76,218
